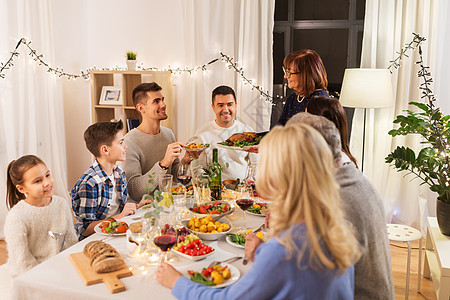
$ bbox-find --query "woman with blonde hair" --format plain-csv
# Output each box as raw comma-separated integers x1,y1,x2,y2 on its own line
155,124,361,299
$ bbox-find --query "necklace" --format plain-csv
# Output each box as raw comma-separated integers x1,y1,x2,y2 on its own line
297,95,305,104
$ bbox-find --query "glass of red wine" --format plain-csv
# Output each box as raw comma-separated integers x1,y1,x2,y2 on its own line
236,198,254,229
177,164,192,198
153,223,178,264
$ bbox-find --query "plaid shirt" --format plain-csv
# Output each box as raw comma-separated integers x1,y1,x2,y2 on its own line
71,160,127,239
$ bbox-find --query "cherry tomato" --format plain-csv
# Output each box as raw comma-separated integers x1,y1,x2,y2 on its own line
192,207,200,213
188,270,195,275
207,267,214,273
199,207,208,214
213,201,221,206
114,225,127,233
201,269,210,277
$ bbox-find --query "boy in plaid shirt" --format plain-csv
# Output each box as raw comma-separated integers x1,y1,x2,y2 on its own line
71,120,150,240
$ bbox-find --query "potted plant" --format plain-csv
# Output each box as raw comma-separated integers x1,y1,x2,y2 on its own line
126,51,137,70
385,47,450,236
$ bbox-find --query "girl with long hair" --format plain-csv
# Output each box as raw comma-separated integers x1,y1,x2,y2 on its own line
306,95,358,168
5,155,77,277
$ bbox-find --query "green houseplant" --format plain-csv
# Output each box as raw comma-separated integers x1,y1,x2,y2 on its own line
126,51,137,70
385,47,450,236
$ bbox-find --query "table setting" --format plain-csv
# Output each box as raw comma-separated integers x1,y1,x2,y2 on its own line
11,192,266,300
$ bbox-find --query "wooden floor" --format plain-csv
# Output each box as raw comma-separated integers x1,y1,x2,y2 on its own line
0,239,439,299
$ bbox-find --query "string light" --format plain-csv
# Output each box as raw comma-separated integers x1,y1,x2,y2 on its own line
388,33,426,73
0,38,276,104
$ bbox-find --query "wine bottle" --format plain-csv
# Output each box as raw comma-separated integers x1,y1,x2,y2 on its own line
209,148,222,200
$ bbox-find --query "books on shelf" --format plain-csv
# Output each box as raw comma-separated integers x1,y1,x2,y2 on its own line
127,119,140,131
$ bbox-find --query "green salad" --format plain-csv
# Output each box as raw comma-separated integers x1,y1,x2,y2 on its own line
220,136,261,148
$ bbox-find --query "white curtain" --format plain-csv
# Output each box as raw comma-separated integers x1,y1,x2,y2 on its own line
177,0,274,142
352,0,449,231
0,0,68,240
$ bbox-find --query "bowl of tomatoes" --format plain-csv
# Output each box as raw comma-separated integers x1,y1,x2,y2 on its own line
95,218,128,236
172,234,215,260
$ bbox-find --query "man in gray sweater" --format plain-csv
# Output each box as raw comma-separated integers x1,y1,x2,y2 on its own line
123,82,191,203
286,113,395,299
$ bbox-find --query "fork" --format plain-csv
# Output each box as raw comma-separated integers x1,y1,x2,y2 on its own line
207,256,243,269
186,136,199,144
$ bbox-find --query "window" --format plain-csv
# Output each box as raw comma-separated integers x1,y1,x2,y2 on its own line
271,0,366,130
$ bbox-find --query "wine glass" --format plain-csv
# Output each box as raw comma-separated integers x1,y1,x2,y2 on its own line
236,198,254,229
153,220,178,264
177,164,192,199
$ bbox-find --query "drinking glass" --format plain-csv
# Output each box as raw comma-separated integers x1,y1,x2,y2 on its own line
153,214,177,264
177,164,192,199
159,174,173,207
245,165,258,199
236,198,254,229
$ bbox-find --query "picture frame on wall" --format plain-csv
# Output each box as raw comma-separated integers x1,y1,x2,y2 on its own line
99,86,122,105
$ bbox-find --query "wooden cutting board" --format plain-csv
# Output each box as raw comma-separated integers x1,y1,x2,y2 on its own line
69,252,133,293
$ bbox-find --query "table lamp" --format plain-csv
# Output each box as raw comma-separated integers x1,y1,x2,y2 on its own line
339,68,394,171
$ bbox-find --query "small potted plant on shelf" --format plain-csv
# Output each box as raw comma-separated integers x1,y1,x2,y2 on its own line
385,47,450,236
126,51,137,71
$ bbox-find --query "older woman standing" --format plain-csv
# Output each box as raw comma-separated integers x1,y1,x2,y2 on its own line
155,124,361,300
277,49,329,126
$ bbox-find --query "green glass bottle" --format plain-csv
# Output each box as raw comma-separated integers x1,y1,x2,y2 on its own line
210,148,222,200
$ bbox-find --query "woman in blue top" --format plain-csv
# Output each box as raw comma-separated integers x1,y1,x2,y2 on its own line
277,49,329,125
156,124,362,300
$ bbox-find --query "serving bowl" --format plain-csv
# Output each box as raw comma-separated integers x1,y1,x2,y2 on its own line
182,218,232,241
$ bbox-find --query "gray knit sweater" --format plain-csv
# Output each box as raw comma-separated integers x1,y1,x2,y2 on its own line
336,162,395,300
123,127,180,203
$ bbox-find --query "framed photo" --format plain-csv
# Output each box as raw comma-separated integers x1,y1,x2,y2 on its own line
99,86,122,105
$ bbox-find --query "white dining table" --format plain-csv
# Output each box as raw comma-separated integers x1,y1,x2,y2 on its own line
11,205,265,300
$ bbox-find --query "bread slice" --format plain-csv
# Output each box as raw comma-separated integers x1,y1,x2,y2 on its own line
93,257,125,273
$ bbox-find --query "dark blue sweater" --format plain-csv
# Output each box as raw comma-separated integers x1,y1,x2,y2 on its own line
277,89,329,126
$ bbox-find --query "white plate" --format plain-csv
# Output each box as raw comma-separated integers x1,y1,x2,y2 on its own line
171,248,215,261
246,210,267,217
246,201,270,217
217,143,254,151
179,263,241,288
183,146,209,152
225,235,245,249
94,220,127,236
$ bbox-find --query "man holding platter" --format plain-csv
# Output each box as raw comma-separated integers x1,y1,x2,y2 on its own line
194,85,258,181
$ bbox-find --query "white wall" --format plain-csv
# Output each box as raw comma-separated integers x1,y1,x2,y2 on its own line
50,0,186,188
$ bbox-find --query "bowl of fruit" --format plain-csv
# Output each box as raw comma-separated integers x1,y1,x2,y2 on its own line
183,216,232,241
187,201,234,220
172,232,215,261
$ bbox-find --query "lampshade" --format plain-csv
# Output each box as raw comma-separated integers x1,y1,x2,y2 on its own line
339,68,394,108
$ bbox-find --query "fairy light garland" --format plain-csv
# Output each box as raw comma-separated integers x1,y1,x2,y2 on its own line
0,38,275,104
388,33,426,72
